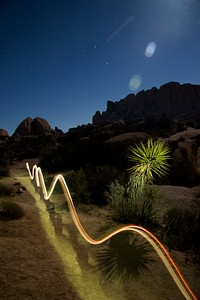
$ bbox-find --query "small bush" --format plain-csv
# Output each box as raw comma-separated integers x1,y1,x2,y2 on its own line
0,166,9,177
85,165,121,205
65,169,91,204
105,180,158,225
162,207,200,252
0,199,24,220
0,184,14,196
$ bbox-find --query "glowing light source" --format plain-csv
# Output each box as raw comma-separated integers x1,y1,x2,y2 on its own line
129,75,142,91
26,163,197,300
145,42,157,57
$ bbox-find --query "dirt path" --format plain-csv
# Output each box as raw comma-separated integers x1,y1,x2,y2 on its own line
0,163,80,300
0,159,200,300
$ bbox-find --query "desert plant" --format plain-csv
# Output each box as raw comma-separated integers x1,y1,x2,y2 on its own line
128,138,170,185
161,207,200,253
0,183,14,196
65,168,91,203
106,181,159,224
85,164,121,205
0,199,24,220
127,139,170,223
0,143,14,177
106,139,170,225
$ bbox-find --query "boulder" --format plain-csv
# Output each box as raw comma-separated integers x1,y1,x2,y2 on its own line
31,117,51,135
163,128,200,187
106,132,149,143
0,129,9,137
13,117,52,136
13,117,33,136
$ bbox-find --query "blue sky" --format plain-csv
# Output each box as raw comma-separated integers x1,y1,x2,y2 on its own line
1,0,200,135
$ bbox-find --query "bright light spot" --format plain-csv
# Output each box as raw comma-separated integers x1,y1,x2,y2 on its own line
129,75,142,91
145,42,157,58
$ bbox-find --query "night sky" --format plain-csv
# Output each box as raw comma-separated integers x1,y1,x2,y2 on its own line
1,0,200,135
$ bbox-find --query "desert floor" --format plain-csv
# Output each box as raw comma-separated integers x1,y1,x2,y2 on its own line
0,159,199,300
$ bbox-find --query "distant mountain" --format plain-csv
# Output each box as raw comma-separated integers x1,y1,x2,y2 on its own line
93,82,200,125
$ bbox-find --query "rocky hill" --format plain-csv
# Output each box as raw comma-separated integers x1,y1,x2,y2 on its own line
93,82,200,125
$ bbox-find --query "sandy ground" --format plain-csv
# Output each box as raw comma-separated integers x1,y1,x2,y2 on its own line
0,159,200,300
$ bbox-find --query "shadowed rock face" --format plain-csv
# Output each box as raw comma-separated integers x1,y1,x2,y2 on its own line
93,82,200,125
13,117,51,136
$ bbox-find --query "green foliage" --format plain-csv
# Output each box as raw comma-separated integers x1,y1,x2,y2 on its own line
106,181,158,225
106,139,170,225
65,169,91,204
162,207,200,253
0,199,24,220
128,138,170,183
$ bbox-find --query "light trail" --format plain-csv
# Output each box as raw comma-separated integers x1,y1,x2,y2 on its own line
26,163,197,300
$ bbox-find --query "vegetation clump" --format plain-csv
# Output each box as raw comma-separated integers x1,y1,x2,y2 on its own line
161,207,200,260
0,199,24,220
0,183,14,196
106,138,170,226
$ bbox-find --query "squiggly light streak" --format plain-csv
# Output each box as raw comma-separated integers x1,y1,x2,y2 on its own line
26,163,197,300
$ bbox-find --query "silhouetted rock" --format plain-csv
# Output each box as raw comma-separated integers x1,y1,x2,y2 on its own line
0,129,9,137
13,117,51,136
106,132,149,143
13,117,33,136
31,117,51,135
93,82,200,125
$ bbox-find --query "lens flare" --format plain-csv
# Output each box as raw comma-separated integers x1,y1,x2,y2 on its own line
145,42,157,57
26,163,197,300
129,75,142,91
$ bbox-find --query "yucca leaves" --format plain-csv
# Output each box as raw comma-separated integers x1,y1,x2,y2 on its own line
128,138,170,183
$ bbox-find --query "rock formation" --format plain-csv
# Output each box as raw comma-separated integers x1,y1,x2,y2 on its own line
13,117,52,136
0,129,9,137
93,82,200,125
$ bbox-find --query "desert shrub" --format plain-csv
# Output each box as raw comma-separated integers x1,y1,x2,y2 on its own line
39,135,132,173
65,169,91,204
162,207,200,253
85,165,122,205
0,144,11,177
0,199,24,220
106,181,158,225
0,183,14,196
39,146,61,172
0,165,9,177
106,139,170,225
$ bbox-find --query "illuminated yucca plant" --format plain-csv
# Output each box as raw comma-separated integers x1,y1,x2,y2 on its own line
126,138,170,224
105,138,170,225
127,138,170,199
128,138,170,184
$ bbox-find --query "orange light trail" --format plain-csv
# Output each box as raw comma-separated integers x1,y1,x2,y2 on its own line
26,163,197,300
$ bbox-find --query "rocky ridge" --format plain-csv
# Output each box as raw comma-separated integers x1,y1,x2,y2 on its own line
93,82,200,125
